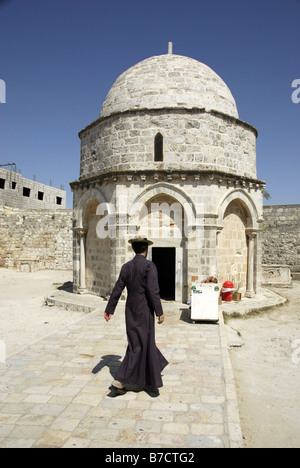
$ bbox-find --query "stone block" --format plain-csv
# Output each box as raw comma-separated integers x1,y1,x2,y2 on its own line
262,264,292,287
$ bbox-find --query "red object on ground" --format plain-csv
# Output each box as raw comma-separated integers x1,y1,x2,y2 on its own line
222,281,234,302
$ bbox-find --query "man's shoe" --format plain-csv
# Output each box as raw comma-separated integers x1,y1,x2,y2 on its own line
110,380,127,395
144,385,160,397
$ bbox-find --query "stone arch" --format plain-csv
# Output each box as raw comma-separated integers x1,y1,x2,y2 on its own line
75,188,110,229
217,189,259,229
217,199,248,293
129,183,197,303
129,182,197,231
217,190,259,296
74,189,111,296
139,193,185,241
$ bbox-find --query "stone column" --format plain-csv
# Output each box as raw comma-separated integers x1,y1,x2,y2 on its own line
74,227,88,294
246,230,257,298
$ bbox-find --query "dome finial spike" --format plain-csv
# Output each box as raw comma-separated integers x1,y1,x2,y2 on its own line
168,42,173,54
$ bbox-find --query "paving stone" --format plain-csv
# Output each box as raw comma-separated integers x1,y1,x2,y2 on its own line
62,437,91,448
34,429,72,448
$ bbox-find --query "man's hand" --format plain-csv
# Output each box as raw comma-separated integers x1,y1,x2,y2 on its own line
158,314,165,324
104,312,112,322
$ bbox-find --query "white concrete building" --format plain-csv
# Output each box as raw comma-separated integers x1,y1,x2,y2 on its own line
71,50,265,302
0,167,66,210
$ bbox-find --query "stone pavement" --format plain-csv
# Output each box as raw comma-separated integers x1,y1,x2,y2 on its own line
0,294,244,449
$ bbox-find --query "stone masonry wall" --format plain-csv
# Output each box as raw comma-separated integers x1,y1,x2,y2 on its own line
0,207,73,271
262,205,300,272
79,109,257,181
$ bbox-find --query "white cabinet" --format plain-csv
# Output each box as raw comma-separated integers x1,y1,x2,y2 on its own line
191,283,220,322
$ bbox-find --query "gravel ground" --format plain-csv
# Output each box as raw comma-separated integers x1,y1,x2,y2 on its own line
228,281,300,448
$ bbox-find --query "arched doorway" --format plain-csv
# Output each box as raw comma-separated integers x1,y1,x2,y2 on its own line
217,200,248,295
74,189,112,296
83,198,111,296
134,193,187,302
129,183,198,303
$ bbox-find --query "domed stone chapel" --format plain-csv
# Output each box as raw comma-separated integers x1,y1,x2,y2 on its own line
70,46,265,303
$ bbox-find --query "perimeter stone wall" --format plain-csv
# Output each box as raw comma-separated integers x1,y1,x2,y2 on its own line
262,205,300,273
0,207,73,271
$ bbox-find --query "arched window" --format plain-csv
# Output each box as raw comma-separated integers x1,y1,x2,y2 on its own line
154,133,163,162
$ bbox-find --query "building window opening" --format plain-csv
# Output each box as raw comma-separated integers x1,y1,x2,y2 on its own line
56,196,62,205
38,191,44,201
12,181,17,190
154,133,163,162
23,187,31,197
0,178,5,189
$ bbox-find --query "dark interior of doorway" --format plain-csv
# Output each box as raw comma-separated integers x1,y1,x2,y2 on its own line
152,247,176,301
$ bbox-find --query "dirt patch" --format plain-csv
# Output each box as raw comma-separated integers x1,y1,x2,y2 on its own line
228,281,300,448
0,268,86,358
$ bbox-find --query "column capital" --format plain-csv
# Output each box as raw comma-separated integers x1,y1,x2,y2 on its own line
246,229,258,240
73,227,88,238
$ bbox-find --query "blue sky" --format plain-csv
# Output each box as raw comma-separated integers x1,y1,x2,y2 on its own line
0,0,299,208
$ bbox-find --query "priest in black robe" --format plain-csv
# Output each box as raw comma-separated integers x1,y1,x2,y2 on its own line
104,236,168,394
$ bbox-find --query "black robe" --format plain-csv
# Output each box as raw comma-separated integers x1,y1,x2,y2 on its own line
104,254,168,388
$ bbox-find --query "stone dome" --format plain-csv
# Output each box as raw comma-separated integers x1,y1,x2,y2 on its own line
100,54,239,119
